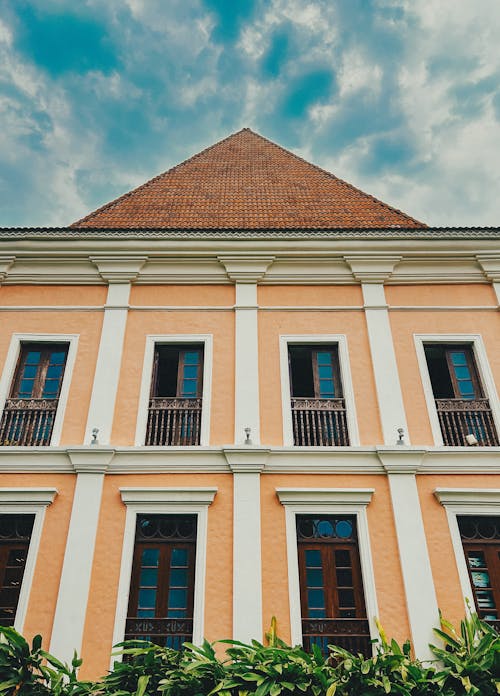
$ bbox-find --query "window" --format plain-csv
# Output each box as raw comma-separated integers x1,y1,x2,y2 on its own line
0,514,35,626
296,515,370,655
288,345,349,446
125,514,197,649
458,516,500,630
146,345,204,446
0,343,68,446
423,344,498,446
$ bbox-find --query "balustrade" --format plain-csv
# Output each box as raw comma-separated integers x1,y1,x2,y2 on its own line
291,398,349,446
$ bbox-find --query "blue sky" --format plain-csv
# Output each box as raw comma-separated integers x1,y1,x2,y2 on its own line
1,0,500,226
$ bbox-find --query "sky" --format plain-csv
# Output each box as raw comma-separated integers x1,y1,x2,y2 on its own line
1,0,500,228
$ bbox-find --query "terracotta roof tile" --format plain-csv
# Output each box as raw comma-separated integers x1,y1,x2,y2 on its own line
71,128,426,229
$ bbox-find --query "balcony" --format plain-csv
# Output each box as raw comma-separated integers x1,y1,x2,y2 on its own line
291,398,349,446
145,397,202,446
0,398,57,446
302,618,371,657
435,398,499,446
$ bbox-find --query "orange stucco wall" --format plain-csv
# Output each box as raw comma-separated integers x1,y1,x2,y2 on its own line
260,474,410,645
0,285,107,305
80,473,233,679
111,309,235,445
417,475,500,627
259,285,364,306
258,310,383,445
385,283,497,306
390,307,500,445
8,474,77,647
131,285,234,306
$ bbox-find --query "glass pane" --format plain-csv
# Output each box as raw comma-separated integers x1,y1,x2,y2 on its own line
138,589,157,608
318,365,333,379
306,568,324,587
25,351,41,365
167,609,187,618
317,520,334,537
316,352,332,366
450,352,467,366
458,381,474,397
171,548,188,566
183,365,198,378
182,380,197,396
22,365,38,379
318,383,335,398
338,589,355,607
454,366,471,380
336,569,353,586
140,568,158,586
46,365,63,378
335,520,353,539
50,352,66,363
471,571,490,588
305,549,322,566
184,352,199,364
170,568,188,586
476,590,496,609
335,550,351,567
19,379,34,396
137,609,155,618
307,589,325,608
141,548,160,567
168,588,187,609
308,608,327,618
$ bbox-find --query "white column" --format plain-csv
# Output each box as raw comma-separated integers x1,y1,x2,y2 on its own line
50,449,114,663
218,256,273,445
378,450,440,662
85,256,146,445
224,448,269,643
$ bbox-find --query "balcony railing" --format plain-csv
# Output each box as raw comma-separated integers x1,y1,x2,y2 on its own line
146,397,202,446
291,398,349,446
302,618,371,657
0,398,57,446
125,617,193,650
435,398,499,446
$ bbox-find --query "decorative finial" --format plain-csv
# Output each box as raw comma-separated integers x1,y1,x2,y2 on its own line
91,428,99,446
396,427,405,445
244,427,252,445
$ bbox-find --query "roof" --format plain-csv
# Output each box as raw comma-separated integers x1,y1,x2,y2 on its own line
71,128,426,229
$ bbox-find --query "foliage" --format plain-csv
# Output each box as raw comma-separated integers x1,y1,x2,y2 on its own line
0,613,499,696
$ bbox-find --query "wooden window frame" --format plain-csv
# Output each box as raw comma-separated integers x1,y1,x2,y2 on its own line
288,345,342,399
442,345,483,399
10,343,69,400
150,345,204,399
0,515,35,627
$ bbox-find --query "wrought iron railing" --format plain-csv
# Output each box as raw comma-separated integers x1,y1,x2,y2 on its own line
125,617,193,650
302,618,371,656
435,398,499,446
145,398,202,446
291,398,349,446
0,398,57,446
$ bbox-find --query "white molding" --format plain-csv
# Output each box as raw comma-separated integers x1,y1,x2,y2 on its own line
112,487,217,662
434,488,500,615
386,472,439,661
49,472,106,662
414,333,500,447
134,334,213,446
276,488,378,648
279,334,360,447
0,333,79,446
362,283,409,445
234,283,260,444
0,487,57,633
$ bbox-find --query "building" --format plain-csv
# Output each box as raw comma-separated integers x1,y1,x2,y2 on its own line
0,128,499,679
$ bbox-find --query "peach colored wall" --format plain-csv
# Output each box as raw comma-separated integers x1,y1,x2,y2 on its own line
390,310,500,445
131,285,234,305
0,285,107,305
80,473,233,679
260,474,410,645
386,284,497,306
417,475,500,627
258,311,383,445
0,306,104,445
111,310,234,445
259,285,364,306
9,474,77,648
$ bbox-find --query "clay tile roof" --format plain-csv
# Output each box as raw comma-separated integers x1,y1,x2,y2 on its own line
71,128,426,229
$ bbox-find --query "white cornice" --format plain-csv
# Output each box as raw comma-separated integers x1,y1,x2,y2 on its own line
218,255,275,283
476,253,500,283
434,488,500,507
0,256,15,283
344,255,401,283
0,487,57,505
276,488,374,506
89,255,147,283
223,447,270,472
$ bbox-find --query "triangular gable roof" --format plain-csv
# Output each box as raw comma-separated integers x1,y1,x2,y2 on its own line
71,128,426,229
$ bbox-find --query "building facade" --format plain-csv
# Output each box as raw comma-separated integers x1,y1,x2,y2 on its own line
0,129,499,678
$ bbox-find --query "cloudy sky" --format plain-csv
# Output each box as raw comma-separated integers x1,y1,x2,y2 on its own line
1,0,500,228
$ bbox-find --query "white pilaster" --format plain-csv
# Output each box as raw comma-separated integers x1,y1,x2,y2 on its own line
218,256,273,445
224,447,269,643
378,449,439,662
49,449,114,663
85,257,145,445
476,253,500,304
